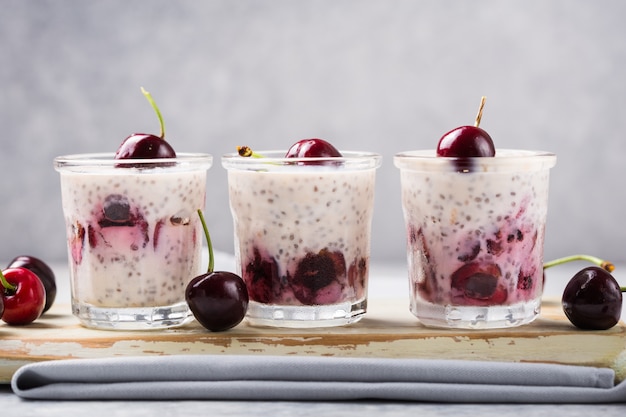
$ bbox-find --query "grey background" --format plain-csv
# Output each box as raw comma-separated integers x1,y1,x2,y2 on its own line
1,0,625,266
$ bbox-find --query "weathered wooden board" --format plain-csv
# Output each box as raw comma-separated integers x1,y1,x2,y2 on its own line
1,298,624,383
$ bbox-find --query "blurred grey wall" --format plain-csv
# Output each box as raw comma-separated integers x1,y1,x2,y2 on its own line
1,0,625,265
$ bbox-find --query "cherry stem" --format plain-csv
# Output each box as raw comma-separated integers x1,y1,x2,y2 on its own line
141,87,166,140
0,269,16,292
237,146,264,158
197,209,214,274
543,254,615,273
474,96,486,128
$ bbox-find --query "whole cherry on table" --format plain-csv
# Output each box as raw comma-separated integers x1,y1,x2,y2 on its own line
0,266,46,325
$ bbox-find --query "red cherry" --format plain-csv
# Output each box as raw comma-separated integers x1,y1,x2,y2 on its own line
7,255,56,313
0,267,46,325
436,125,495,157
436,96,495,160
114,87,176,161
237,139,342,165
285,138,342,158
114,133,176,159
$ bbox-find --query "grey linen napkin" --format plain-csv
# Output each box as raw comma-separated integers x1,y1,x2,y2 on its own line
10,355,626,402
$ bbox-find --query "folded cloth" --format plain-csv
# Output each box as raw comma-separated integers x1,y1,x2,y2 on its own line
10,355,626,402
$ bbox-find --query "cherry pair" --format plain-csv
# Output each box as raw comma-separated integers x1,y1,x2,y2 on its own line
0,256,55,325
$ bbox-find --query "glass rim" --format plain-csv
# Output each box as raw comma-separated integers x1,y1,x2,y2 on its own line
54,152,213,170
221,150,382,170
394,149,556,172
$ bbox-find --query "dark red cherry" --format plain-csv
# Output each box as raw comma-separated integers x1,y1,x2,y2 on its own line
115,87,176,162
436,96,495,166
285,138,342,158
291,249,345,305
7,256,56,313
185,209,249,332
436,125,495,158
562,266,624,330
114,134,176,160
185,271,249,332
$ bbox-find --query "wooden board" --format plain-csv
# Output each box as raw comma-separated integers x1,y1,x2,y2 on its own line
1,298,625,383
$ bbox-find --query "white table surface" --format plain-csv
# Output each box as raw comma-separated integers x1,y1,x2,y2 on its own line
1,253,625,415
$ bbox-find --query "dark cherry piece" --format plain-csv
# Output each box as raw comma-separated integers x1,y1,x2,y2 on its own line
244,247,280,304
450,262,507,306
6,256,56,313
291,249,345,305
0,267,46,325
102,194,132,224
562,266,623,330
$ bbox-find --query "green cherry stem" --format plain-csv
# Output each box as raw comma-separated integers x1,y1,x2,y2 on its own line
197,209,214,274
141,87,166,140
543,254,615,273
0,269,16,293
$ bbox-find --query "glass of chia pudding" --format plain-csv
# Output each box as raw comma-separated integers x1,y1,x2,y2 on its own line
54,153,212,330
222,150,381,327
394,150,556,329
